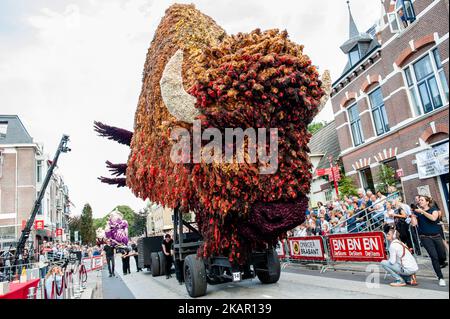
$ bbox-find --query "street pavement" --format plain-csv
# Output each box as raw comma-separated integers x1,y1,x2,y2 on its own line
102,255,449,299
101,263,135,299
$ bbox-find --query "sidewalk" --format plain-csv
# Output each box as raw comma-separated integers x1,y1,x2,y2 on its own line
286,257,449,279
80,268,103,299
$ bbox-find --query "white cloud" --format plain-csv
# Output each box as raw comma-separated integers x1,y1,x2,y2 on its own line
0,0,381,217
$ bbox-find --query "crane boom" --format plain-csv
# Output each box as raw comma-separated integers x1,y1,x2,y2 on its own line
14,134,71,258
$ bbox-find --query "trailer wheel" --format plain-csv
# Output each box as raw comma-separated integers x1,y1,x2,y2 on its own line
158,251,166,276
151,252,160,277
184,254,207,298
256,249,281,284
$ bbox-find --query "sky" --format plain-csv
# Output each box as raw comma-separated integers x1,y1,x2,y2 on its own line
0,0,383,218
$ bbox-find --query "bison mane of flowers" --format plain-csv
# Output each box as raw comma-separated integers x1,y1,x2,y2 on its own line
96,4,330,264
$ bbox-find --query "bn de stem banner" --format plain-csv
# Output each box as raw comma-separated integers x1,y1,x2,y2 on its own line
288,236,325,261
328,232,386,262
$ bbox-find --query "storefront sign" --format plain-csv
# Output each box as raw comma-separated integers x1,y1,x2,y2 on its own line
56,228,63,236
416,143,449,179
34,220,44,230
288,236,325,261
328,232,386,262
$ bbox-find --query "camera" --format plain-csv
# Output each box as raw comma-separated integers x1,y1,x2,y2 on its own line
410,203,417,210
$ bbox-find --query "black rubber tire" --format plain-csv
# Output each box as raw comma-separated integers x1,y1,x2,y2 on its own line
256,249,281,284
184,254,207,298
151,252,160,277
158,251,166,276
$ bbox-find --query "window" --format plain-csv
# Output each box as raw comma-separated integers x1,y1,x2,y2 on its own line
0,151,3,178
433,49,449,102
0,122,7,139
325,189,333,202
369,88,390,136
388,0,416,33
404,50,448,115
349,46,360,67
348,103,364,147
359,168,375,193
36,160,43,183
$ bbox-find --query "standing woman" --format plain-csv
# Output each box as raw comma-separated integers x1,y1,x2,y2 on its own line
411,195,447,287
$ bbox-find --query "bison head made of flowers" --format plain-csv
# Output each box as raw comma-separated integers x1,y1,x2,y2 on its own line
95,4,331,263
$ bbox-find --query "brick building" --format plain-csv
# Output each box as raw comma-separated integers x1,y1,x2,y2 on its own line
0,115,71,251
330,0,449,220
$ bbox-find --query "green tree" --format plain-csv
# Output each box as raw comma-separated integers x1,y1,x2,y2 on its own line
376,164,397,194
338,175,359,198
80,203,96,245
308,121,326,135
68,215,81,242
131,208,149,237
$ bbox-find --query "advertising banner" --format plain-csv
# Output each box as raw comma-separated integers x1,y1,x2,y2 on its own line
416,143,449,179
82,257,92,272
328,232,386,262
288,236,325,261
276,240,286,258
91,256,103,270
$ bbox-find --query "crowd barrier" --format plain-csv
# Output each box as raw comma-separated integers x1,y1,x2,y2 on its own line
276,231,388,272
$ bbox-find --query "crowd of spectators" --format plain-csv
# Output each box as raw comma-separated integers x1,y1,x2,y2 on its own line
288,188,447,254
0,240,101,282
290,188,399,237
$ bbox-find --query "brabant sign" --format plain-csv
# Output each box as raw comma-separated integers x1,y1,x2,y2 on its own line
288,236,325,261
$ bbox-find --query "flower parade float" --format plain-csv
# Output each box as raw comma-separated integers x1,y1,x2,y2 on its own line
95,4,331,297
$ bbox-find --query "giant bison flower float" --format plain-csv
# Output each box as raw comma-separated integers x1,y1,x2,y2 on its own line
95,4,331,264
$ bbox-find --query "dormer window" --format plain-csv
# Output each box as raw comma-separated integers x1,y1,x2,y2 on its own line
0,121,7,139
349,46,361,67
389,0,416,33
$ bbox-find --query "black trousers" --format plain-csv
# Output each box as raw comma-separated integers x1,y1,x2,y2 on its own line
122,257,130,274
165,255,173,276
134,255,141,271
106,256,115,275
420,234,447,279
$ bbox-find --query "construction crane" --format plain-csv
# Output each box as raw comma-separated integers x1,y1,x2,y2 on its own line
14,134,71,259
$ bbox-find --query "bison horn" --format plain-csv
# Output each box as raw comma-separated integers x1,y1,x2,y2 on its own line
160,49,200,123
318,70,332,113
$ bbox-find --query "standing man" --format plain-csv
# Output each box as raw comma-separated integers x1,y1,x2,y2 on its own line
103,239,116,277
162,234,174,279
131,241,142,272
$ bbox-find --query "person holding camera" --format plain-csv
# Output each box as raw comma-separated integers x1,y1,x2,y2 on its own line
381,228,418,287
411,195,447,287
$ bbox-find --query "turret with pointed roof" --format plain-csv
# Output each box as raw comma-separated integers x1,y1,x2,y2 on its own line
338,1,380,78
